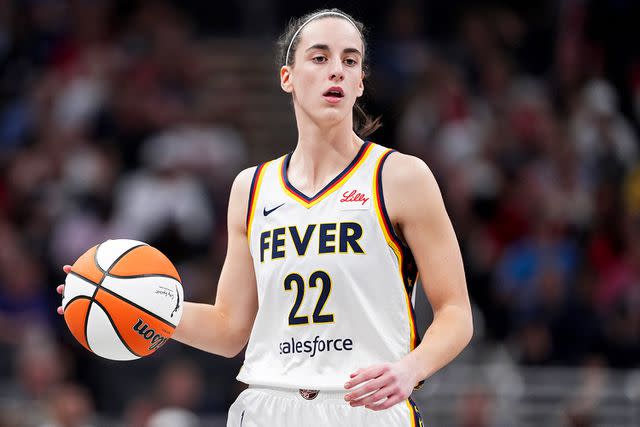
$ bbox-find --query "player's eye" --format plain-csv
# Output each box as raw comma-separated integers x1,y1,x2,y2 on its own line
344,58,358,66
312,56,327,63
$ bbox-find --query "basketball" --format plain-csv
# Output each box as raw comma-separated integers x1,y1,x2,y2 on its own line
62,239,184,361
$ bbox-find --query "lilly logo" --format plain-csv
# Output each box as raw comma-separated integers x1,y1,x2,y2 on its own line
340,190,369,206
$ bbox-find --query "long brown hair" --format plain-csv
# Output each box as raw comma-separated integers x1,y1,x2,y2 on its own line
276,8,382,138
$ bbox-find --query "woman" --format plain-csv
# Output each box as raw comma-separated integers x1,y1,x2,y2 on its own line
59,8,472,426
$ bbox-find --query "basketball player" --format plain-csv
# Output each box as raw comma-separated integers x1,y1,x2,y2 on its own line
58,8,472,426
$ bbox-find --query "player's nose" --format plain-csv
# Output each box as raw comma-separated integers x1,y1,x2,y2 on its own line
328,58,345,81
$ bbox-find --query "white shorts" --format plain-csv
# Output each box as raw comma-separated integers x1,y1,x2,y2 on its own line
227,386,423,427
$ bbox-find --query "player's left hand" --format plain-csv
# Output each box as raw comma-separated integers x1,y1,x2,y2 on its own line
344,360,419,411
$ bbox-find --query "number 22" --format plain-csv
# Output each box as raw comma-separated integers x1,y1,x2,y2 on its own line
283,271,334,325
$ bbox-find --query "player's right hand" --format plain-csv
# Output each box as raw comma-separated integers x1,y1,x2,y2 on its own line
57,265,72,315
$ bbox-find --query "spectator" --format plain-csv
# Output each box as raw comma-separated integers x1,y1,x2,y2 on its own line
40,383,96,427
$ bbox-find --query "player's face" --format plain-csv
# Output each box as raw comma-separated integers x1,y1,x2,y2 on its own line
281,18,365,126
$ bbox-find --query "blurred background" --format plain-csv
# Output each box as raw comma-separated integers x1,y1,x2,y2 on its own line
0,0,639,425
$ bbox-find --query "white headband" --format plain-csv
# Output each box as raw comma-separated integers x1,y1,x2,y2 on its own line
284,11,362,66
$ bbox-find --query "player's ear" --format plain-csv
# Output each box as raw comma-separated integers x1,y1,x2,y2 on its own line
280,66,293,93
356,70,364,97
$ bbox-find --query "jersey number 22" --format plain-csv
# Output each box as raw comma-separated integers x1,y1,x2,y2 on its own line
283,271,334,325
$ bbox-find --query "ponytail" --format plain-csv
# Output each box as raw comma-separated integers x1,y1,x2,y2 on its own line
353,103,382,138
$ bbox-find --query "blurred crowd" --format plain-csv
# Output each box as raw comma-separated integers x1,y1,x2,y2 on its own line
390,0,640,370
0,0,639,426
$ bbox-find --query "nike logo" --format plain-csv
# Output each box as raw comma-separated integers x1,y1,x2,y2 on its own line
263,203,285,216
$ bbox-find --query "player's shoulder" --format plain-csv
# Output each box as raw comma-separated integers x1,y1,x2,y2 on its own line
376,148,443,221
380,149,435,189
228,166,261,230
230,166,257,198
234,165,258,185
231,154,284,193
230,153,285,197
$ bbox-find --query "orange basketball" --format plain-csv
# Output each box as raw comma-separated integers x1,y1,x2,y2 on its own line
62,239,183,360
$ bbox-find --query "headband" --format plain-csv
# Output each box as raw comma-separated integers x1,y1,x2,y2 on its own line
284,11,362,66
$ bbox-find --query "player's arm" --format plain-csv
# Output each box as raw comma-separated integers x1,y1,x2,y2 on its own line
58,168,259,358
170,167,259,357
345,153,473,409
391,154,473,382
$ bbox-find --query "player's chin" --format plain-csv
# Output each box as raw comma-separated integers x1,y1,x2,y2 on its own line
315,107,350,124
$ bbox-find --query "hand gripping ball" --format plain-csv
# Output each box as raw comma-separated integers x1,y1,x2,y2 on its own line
62,239,183,360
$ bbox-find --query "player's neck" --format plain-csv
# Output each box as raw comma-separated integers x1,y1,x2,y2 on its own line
289,121,363,195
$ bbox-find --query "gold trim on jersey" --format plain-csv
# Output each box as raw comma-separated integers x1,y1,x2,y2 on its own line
279,142,375,209
372,148,420,353
246,161,271,238
406,397,423,426
406,399,416,427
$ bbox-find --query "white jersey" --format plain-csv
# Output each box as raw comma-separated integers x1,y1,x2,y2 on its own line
238,142,420,390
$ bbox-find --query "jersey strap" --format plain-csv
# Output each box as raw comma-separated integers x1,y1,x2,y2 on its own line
372,148,423,389
246,162,269,238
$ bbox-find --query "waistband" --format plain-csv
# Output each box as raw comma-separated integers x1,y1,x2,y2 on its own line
248,385,348,402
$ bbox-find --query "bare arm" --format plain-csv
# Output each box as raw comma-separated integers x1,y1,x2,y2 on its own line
387,153,473,380
345,153,472,409
58,168,260,358
171,167,259,357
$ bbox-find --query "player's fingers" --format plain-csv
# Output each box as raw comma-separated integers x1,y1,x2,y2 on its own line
57,306,64,315
345,365,387,389
365,394,403,411
350,385,392,407
57,284,65,295
344,378,385,402
63,265,72,274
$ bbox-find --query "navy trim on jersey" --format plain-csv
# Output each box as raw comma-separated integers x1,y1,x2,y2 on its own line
377,149,423,388
409,397,424,426
281,141,371,203
375,150,418,288
246,163,266,228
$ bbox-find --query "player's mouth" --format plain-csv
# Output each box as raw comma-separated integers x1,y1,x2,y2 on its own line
323,87,344,104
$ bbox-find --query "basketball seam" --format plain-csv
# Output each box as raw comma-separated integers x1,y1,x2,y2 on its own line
71,265,178,329
107,272,180,281
104,244,180,282
63,294,92,308
89,243,146,300
90,299,143,358
93,242,107,273
105,244,148,273
64,296,92,350
86,243,146,354
84,242,105,353
95,287,178,329
68,271,99,287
